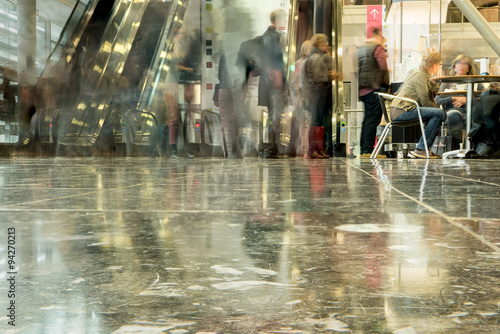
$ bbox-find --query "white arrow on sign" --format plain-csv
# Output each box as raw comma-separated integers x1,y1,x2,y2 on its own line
370,9,379,19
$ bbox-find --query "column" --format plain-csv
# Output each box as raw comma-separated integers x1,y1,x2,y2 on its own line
17,0,37,86
16,0,37,142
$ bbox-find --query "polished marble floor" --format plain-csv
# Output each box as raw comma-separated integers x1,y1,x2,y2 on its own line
0,156,500,333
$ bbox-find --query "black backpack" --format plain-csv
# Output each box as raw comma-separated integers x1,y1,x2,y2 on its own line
236,36,263,80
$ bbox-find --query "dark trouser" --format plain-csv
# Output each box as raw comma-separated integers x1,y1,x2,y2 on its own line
446,108,465,141
219,88,243,155
360,90,383,154
471,94,500,148
166,82,180,145
266,89,285,152
308,84,332,154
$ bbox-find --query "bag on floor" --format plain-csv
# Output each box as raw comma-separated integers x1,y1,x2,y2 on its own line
431,135,454,156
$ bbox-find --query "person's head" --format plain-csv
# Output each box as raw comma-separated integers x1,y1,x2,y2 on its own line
420,51,442,76
451,54,475,75
299,40,312,59
270,9,287,28
488,82,500,93
311,33,329,51
369,28,385,46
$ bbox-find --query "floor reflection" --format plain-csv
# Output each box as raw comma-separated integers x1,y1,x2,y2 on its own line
0,158,499,333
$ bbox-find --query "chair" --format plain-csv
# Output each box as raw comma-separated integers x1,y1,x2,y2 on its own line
371,92,430,159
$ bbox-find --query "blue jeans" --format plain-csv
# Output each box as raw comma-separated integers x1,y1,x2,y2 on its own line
394,107,445,151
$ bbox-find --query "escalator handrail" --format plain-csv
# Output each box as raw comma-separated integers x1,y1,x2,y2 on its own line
39,0,101,80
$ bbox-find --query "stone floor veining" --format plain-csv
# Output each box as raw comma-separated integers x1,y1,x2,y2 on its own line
1,157,500,333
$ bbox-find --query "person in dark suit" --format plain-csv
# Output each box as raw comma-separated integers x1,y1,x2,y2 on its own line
258,9,287,159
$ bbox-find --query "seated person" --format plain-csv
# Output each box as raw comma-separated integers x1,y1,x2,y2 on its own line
468,83,500,156
390,51,446,158
436,54,482,142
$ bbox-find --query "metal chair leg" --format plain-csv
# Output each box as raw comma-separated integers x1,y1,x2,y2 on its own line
371,124,391,158
418,121,429,158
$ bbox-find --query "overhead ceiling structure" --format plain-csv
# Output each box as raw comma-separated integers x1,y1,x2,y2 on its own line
384,0,500,57
36,0,76,26
0,0,77,74
385,0,500,20
1,0,75,26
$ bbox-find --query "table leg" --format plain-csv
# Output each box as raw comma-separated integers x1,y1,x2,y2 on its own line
466,82,473,150
443,82,474,159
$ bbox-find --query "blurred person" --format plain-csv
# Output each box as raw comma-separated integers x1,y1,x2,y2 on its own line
164,55,182,158
436,54,480,143
257,9,287,159
165,28,200,159
1,78,16,120
304,33,336,159
235,35,265,157
216,53,243,159
357,28,389,158
288,40,312,157
179,28,201,158
16,84,38,149
148,82,169,156
390,51,446,159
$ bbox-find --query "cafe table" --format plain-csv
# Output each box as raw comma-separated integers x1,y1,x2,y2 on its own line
433,75,500,157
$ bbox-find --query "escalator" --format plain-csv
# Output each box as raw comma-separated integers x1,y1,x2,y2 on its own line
36,0,189,156
36,0,113,149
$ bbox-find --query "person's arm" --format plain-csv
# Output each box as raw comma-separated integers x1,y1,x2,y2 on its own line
414,75,438,108
435,95,453,109
374,45,389,87
374,45,388,71
437,82,466,108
